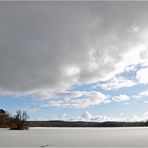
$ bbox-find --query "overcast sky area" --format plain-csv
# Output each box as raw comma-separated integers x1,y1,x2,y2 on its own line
0,1,148,121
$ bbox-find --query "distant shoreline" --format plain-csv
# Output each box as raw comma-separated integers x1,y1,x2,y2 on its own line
26,120,148,127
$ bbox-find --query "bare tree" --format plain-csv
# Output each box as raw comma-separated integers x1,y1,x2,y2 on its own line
14,110,29,130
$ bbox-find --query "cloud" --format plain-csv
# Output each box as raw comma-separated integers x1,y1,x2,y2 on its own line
35,110,148,122
38,90,82,100
127,24,140,33
81,111,92,121
136,68,148,84
144,101,148,104
68,111,148,122
100,76,136,90
0,2,148,97
0,2,148,95
133,89,148,99
58,113,66,121
112,94,130,102
131,112,148,122
138,90,148,97
24,108,40,114
40,91,108,108
70,111,128,122
92,111,148,122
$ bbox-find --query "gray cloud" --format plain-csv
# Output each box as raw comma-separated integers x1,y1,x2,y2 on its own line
0,2,148,94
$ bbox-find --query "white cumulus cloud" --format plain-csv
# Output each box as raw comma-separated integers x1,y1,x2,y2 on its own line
112,94,130,102
133,89,148,99
101,76,136,90
68,111,148,122
81,112,92,121
136,68,148,84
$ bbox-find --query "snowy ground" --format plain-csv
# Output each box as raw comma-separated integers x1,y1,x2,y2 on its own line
0,127,148,147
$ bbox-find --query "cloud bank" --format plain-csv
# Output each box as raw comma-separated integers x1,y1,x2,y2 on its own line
58,111,148,122
0,2,148,95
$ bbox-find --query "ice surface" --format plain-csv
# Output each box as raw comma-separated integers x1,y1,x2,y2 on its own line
0,127,148,147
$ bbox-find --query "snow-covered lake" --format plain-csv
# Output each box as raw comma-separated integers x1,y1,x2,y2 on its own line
0,127,148,147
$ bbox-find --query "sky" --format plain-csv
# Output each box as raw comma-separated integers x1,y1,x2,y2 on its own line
0,1,148,121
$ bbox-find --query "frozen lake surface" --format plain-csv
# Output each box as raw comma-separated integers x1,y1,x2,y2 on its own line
1,127,148,147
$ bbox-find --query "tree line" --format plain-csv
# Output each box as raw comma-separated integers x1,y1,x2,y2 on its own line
27,120,148,127
1,108,148,128
0,109,29,130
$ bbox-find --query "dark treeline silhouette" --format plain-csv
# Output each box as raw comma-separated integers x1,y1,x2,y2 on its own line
26,120,148,127
0,109,12,128
0,109,29,130
1,109,148,128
